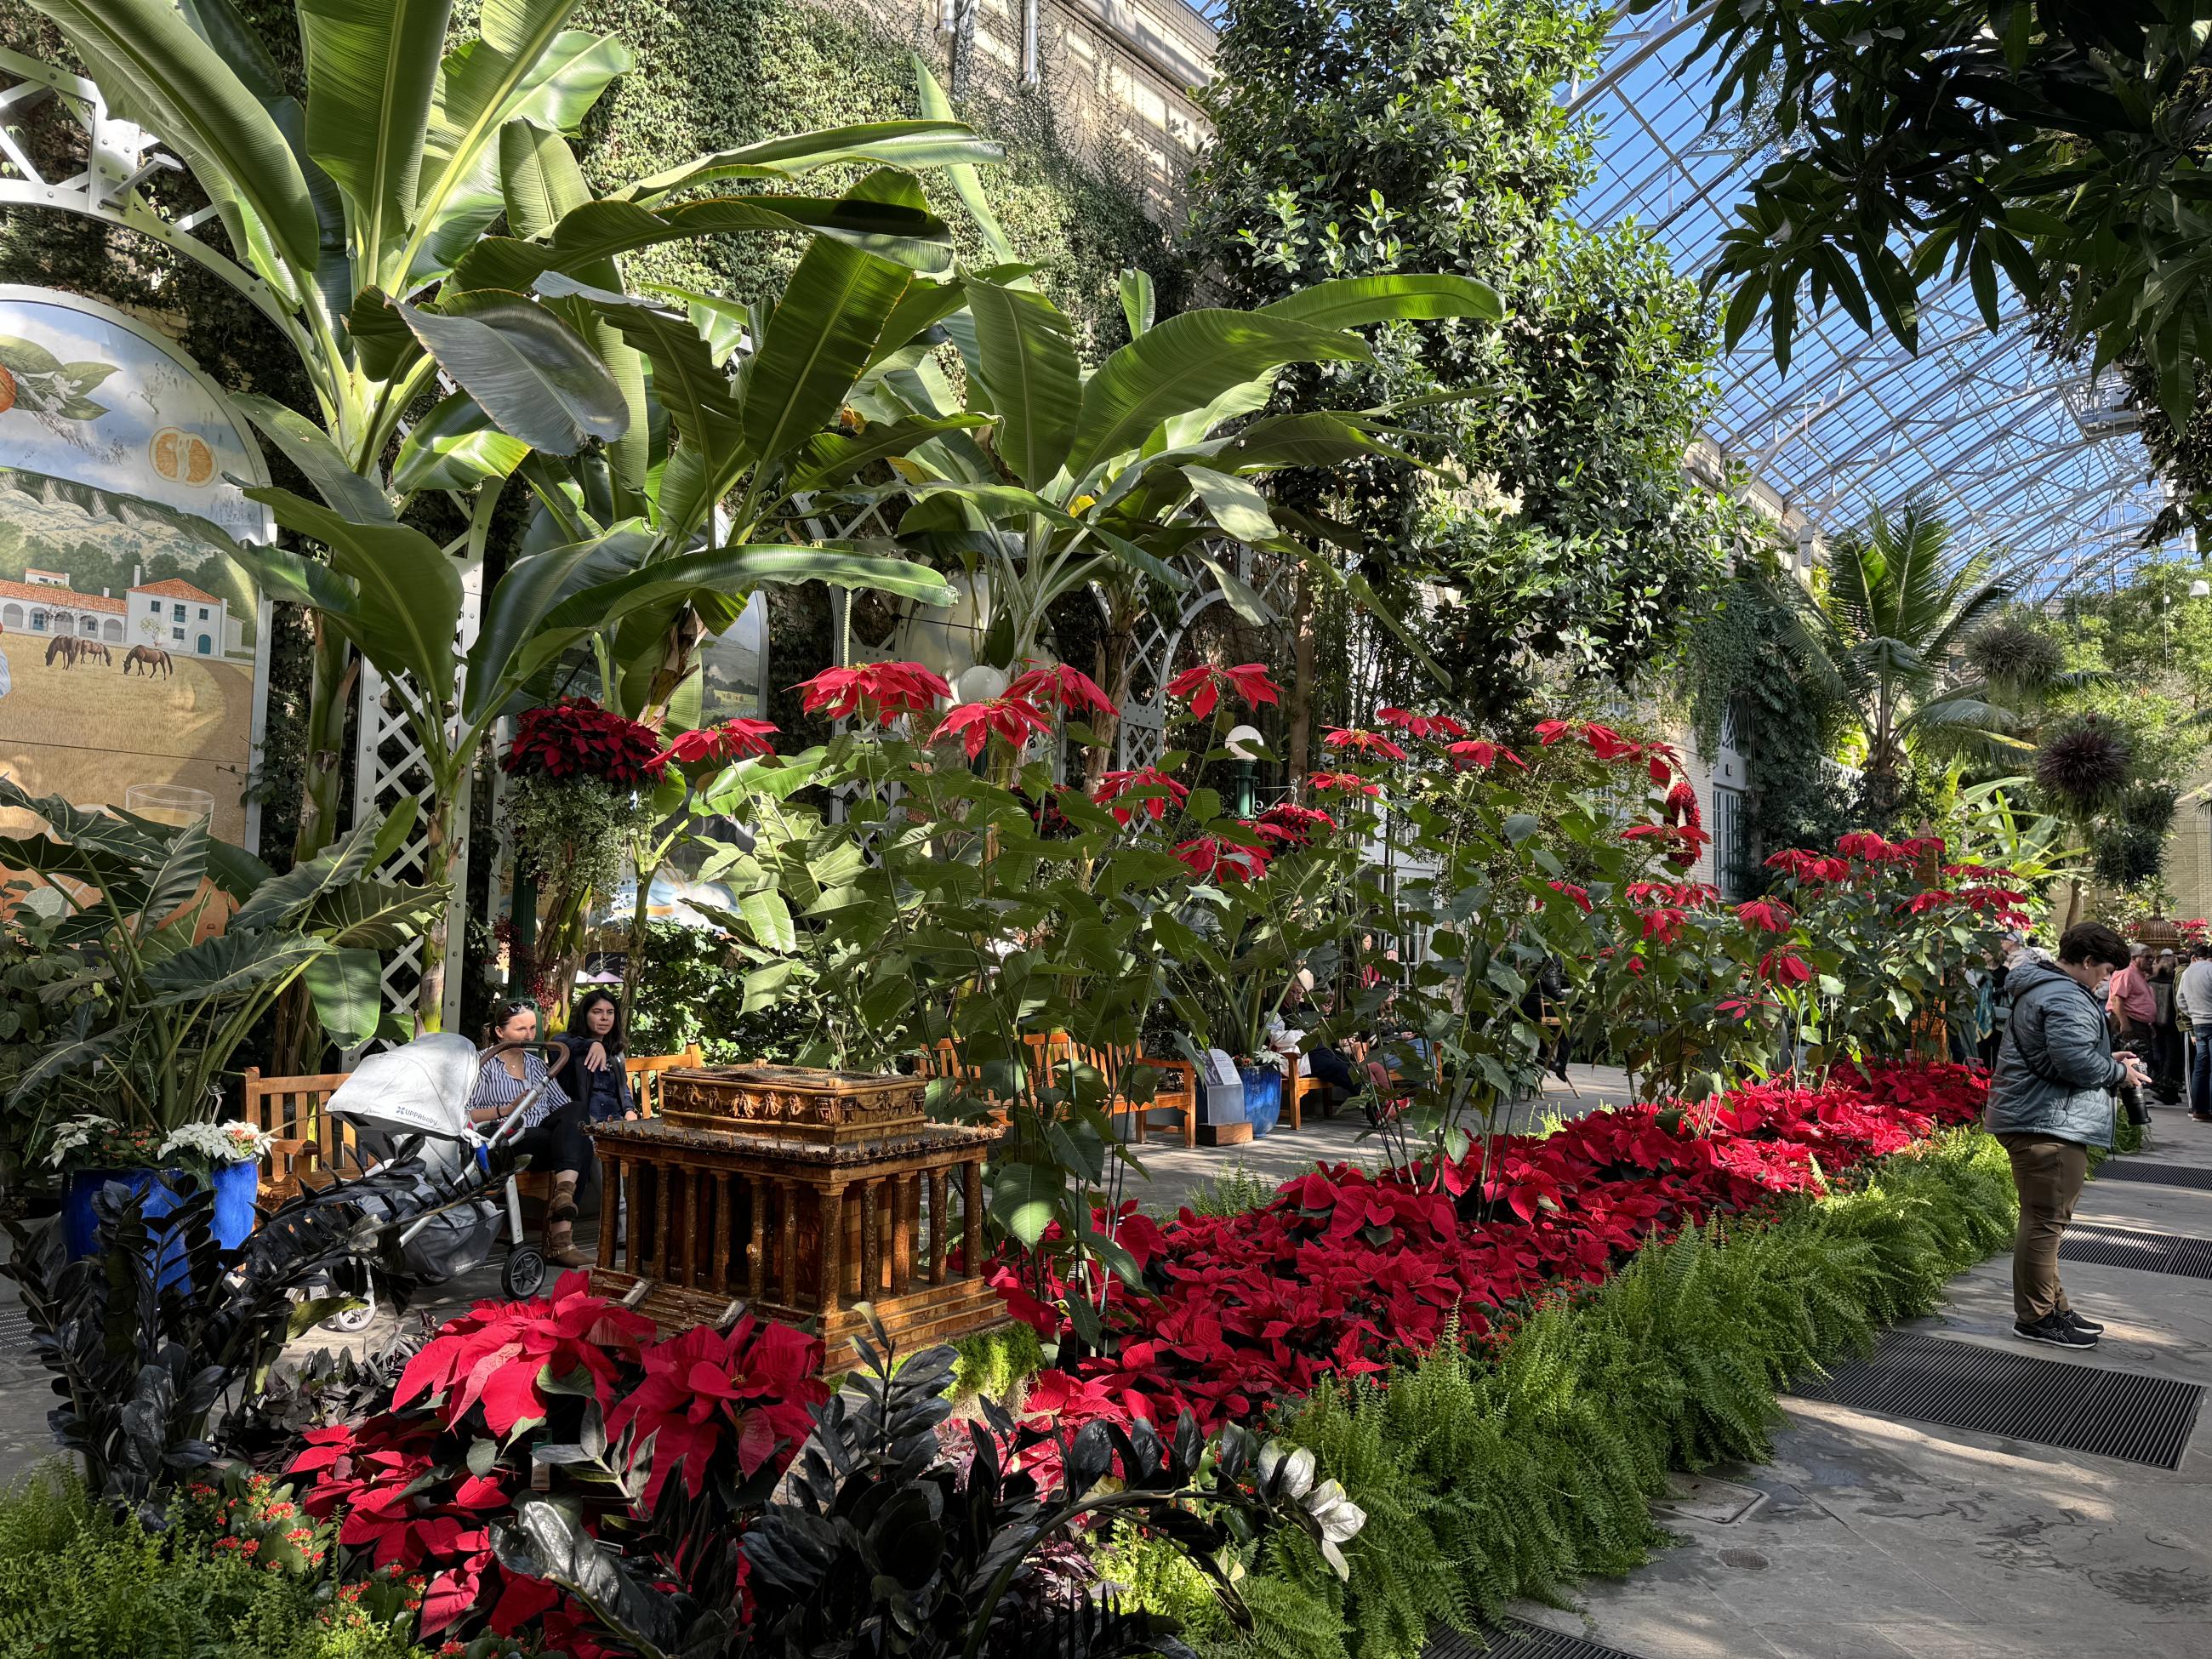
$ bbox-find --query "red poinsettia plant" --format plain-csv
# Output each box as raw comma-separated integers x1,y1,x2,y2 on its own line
288,1274,826,1651
503,698,666,788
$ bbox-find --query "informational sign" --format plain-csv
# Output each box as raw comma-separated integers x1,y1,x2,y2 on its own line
0,288,272,845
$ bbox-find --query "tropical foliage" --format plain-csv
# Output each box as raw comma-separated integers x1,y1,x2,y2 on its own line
1787,502,2016,827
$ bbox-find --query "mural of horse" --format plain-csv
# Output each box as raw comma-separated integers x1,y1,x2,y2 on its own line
76,640,111,666
122,644,173,678
43,635,77,668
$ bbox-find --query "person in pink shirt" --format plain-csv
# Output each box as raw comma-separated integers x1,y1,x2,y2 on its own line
2108,944,2157,1035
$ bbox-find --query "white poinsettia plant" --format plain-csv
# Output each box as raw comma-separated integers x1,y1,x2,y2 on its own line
47,1115,272,1173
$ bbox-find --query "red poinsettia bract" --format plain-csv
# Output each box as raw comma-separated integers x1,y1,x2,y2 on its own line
1377,707,1468,740
505,698,667,788
1093,767,1190,825
1007,661,1118,717
1166,662,1280,719
1308,770,1382,797
795,660,951,724
654,716,780,767
930,695,1056,759
393,1271,655,1436
1322,727,1409,761
1446,738,1526,771
604,1315,826,1506
1174,834,1270,883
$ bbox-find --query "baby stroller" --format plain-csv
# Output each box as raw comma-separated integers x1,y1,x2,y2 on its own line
311,1033,560,1332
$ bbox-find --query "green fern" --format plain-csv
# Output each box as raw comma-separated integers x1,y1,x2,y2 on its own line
949,1321,1046,1404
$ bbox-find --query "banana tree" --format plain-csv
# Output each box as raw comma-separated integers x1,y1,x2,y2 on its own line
27,0,1001,858
853,270,1502,678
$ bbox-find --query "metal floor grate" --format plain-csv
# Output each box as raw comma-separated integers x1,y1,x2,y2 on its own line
1428,1627,1646,1659
1792,1331,2203,1469
0,1308,30,1345
2061,1222,2212,1280
2093,1160,2212,1193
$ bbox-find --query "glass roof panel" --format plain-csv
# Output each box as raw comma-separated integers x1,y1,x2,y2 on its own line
1570,1,2172,596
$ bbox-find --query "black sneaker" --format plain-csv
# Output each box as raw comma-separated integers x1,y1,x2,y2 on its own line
2061,1309,2106,1337
2192,1113,2212,1124
2015,1313,2097,1348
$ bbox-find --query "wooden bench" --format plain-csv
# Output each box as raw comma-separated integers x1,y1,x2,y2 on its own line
241,1068,356,1205
243,1044,706,1207
915,1034,1198,1147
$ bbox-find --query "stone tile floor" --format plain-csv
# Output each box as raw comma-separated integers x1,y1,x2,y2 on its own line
1512,1109,2212,1659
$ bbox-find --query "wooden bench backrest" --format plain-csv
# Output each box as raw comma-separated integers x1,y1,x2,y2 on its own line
241,1067,356,1196
624,1042,704,1117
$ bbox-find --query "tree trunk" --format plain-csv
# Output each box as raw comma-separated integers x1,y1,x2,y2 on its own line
1288,565,1315,789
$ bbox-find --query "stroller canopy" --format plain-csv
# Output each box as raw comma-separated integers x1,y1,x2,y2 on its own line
328,1033,482,1139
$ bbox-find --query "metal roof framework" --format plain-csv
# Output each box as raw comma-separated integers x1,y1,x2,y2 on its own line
1571,2,2175,596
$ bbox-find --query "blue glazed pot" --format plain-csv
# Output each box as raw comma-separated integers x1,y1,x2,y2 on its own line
1237,1064,1285,1137
63,1159,259,1280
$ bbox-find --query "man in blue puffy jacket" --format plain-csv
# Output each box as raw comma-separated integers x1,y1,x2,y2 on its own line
1985,921,2148,1349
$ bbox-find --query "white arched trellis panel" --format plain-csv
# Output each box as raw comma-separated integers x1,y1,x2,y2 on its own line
1110,545,1301,770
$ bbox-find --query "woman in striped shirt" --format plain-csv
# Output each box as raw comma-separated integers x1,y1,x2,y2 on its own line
470,1000,591,1267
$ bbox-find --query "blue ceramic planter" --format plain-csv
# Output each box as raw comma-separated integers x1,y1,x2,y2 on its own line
1237,1064,1285,1137
63,1160,259,1280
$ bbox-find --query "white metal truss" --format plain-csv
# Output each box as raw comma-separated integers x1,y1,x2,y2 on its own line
1570,4,2173,592
0,48,292,330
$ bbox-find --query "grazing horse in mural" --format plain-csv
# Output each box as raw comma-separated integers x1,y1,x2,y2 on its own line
123,644,174,679
44,635,77,669
76,639,111,666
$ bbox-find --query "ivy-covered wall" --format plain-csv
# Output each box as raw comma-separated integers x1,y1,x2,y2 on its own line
0,0,1179,863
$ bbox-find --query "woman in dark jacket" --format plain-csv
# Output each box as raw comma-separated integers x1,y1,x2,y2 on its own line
556,989,637,1123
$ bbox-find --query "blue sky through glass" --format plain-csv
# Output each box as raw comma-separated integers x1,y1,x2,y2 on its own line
1570,3,2175,596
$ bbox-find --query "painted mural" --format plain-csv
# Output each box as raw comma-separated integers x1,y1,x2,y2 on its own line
0,289,269,843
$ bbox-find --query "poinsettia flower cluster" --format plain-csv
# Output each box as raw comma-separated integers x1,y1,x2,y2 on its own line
653,716,781,767
1166,661,1280,719
1254,802,1337,848
503,698,666,788
1377,707,1468,740
996,1062,1986,1442
795,660,949,724
1322,727,1410,761
1092,767,1189,825
290,1274,825,1650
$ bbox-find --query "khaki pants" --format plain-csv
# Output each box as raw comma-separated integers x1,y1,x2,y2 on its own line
1998,1132,2089,1323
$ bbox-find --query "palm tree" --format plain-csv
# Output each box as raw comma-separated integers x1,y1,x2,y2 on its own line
1793,500,2017,827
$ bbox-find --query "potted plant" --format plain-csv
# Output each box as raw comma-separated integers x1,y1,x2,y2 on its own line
0,780,442,1259
48,1117,272,1269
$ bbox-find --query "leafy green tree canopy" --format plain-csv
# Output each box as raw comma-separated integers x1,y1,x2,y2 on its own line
1186,0,1730,718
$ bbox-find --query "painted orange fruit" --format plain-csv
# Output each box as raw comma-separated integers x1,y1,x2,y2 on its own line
149,427,214,485
0,365,14,414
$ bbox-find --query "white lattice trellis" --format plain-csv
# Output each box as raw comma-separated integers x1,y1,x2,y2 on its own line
1112,545,1302,769
353,566,482,1040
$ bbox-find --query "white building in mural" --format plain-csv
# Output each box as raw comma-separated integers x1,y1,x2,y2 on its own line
128,573,231,658
0,570,127,641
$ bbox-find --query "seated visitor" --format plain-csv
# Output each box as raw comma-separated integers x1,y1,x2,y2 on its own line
557,989,638,1123
472,998,591,1268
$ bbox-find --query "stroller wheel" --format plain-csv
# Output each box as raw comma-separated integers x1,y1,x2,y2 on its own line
503,1246,548,1300
323,1296,376,1335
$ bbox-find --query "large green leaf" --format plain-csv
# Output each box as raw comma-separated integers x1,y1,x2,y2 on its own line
964,281,1080,487
242,488,464,697
1216,411,1418,471
1182,466,1276,542
399,289,629,454
1261,273,1504,329
28,0,318,299
231,811,389,933
1063,311,1371,479
502,121,649,490
785,413,989,493
136,817,212,938
412,26,631,283
741,237,910,473
584,293,743,458
231,392,394,522
913,54,1014,264
303,948,384,1047
297,0,453,274
613,117,1002,207
144,929,328,1005
392,391,533,494
308,879,445,948
463,523,655,721
451,195,953,292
